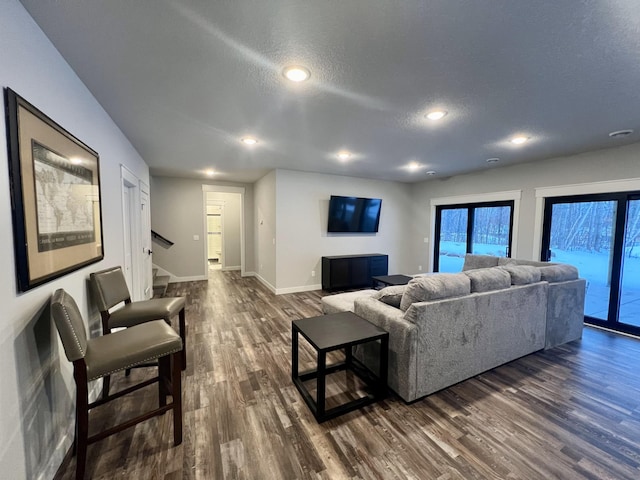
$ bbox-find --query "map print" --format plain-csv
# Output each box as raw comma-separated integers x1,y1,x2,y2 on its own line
33,141,95,252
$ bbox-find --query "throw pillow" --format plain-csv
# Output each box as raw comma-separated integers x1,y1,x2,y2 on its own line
399,273,470,311
499,264,541,285
464,267,511,292
539,264,579,283
372,285,405,308
462,254,500,271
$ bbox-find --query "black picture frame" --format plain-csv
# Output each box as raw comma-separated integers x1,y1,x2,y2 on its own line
4,88,104,292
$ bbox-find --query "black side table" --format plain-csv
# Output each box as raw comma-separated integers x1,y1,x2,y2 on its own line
372,274,413,289
292,311,389,423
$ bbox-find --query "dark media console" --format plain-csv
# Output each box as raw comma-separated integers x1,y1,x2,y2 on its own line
321,254,388,291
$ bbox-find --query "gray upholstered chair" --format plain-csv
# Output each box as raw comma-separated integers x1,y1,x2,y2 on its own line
51,289,183,480
89,266,187,397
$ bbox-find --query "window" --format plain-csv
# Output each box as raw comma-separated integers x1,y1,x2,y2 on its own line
434,201,514,272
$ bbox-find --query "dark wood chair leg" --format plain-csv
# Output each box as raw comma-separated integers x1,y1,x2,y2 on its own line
158,355,170,412
102,374,110,400
172,350,183,446
74,366,89,480
179,308,187,370
125,368,131,377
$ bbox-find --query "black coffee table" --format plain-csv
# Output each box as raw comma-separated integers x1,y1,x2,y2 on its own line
292,311,388,423
372,274,413,288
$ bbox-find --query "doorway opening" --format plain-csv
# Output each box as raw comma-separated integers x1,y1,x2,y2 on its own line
202,185,245,276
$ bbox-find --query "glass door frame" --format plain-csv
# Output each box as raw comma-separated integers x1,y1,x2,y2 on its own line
540,191,640,336
433,200,515,272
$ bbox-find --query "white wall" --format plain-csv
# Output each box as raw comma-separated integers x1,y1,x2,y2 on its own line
274,169,413,293
410,142,640,271
150,176,254,280
0,1,150,478
254,171,277,289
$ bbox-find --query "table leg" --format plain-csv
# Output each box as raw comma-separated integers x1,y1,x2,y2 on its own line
291,326,299,381
316,350,326,420
378,335,389,398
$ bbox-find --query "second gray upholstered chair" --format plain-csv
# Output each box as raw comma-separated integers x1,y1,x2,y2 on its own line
51,288,183,480
89,266,187,397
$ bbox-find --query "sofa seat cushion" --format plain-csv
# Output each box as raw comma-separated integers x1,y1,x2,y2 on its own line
372,285,406,308
462,254,500,271
321,289,378,314
399,273,470,311
539,264,579,283
464,267,511,292
499,264,541,285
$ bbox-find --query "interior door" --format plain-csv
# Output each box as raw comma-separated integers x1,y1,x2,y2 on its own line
140,184,152,299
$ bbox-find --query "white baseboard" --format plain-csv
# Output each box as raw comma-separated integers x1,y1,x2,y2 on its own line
221,265,241,271
252,273,276,293
169,274,207,283
276,284,322,295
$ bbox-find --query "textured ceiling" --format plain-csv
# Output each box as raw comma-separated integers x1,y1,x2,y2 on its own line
18,0,640,183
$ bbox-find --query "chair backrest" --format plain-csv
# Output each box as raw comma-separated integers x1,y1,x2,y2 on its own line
90,266,131,311
51,289,88,362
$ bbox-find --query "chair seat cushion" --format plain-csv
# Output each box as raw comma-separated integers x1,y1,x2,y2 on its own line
85,320,182,381
108,297,185,328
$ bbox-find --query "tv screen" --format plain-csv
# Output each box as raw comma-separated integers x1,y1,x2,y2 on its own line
327,195,382,233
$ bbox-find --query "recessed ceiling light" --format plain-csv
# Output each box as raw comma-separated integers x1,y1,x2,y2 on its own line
241,137,258,145
407,162,421,171
337,151,352,161
425,170,436,176
426,110,447,121
283,65,310,82
486,158,500,164
205,169,215,176
510,136,529,145
609,129,634,138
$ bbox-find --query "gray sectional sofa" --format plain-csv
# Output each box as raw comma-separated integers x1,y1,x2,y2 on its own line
347,254,585,402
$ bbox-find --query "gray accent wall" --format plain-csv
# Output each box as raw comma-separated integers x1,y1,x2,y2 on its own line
150,176,254,279
254,171,277,289
275,169,414,292
1,1,151,477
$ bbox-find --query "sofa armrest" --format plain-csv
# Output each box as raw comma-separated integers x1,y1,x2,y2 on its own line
353,297,418,402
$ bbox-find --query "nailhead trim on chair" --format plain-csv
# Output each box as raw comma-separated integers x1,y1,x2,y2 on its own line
87,346,184,381
59,292,86,358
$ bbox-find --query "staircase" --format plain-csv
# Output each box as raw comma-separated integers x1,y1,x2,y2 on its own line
152,268,170,298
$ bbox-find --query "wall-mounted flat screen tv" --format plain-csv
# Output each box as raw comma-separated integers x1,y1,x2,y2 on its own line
327,195,382,233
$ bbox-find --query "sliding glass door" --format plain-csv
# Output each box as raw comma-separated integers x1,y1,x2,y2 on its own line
541,193,640,334
434,201,514,272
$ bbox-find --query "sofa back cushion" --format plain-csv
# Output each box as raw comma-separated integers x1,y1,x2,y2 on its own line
499,264,541,285
372,285,406,308
462,254,500,271
539,264,579,283
399,273,470,311
464,267,511,292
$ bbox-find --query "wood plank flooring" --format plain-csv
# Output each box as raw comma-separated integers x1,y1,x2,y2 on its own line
55,270,640,479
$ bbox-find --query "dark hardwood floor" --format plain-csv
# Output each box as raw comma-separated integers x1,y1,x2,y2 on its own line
56,270,640,479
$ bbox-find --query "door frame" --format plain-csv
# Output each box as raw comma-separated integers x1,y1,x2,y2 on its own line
120,166,146,300
202,184,245,276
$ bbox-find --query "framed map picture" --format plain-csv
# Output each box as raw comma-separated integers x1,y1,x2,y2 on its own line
5,88,103,292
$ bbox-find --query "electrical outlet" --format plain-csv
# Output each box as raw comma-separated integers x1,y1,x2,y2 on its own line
311,270,315,277
423,237,429,244
418,265,422,271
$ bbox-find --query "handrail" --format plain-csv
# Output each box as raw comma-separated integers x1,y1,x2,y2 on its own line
151,230,174,248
